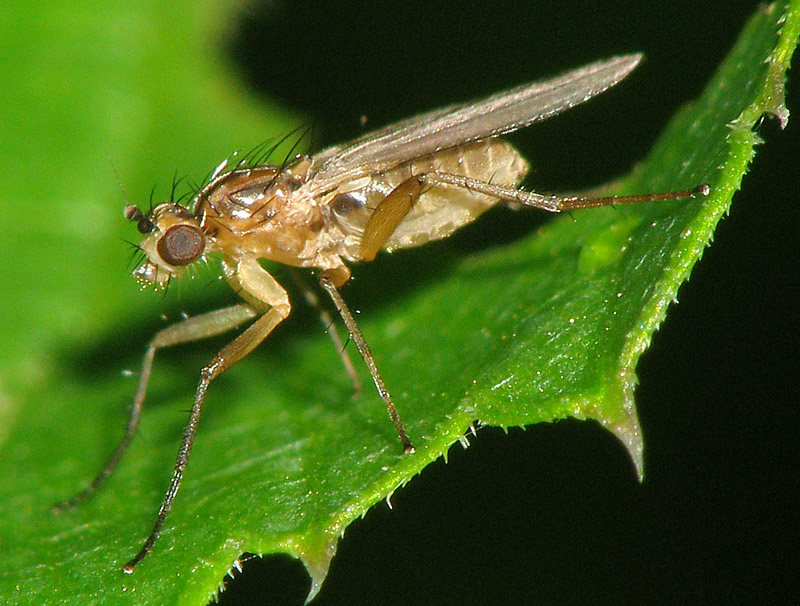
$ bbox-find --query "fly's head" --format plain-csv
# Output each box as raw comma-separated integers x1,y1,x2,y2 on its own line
125,203,206,286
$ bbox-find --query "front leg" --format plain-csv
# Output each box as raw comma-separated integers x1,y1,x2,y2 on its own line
124,256,291,572
54,303,258,512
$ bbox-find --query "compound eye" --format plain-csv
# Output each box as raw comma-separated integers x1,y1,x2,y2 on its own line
157,224,205,266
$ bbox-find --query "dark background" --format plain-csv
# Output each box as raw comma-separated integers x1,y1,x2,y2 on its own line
214,1,798,604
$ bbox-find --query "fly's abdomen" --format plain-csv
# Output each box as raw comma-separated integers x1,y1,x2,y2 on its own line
326,139,528,259
386,139,528,250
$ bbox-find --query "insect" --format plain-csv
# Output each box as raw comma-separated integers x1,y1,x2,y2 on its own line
57,53,708,572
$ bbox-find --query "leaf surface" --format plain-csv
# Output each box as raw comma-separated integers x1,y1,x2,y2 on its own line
0,2,796,604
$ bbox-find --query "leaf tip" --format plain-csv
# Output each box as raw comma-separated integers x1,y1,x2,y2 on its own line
606,416,644,483
600,371,645,482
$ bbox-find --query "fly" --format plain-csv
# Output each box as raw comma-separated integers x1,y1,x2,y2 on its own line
56,53,709,572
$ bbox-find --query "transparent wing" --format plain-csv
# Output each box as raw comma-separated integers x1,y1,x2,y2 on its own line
306,54,642,194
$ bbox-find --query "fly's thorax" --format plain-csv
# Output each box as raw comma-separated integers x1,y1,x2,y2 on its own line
195,158,312,220
126,203,206,286
194,161,329,268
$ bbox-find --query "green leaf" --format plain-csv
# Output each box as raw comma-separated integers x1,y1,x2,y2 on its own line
0,2,796,604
